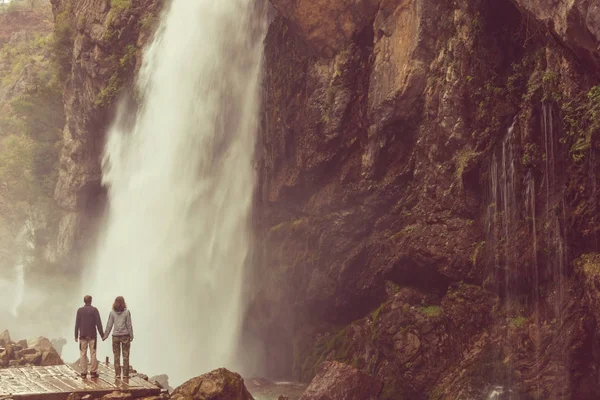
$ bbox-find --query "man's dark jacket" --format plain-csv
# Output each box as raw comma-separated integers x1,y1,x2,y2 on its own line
75,304,105,340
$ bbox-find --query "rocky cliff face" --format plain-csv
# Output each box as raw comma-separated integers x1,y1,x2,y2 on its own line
249,0,600,398
48,0,160,272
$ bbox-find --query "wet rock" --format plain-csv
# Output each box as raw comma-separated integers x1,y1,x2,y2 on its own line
100,392,132,399
0,330,11,346
0,350,8,368
150,374,171,391
171,368,253,400
18,348,37,356
512,0,600,68
28,337,54,351
269,0,381,56
21,352,42,365
49,0,163,271
299,361,382,400
368,0,432,129
40,347,63,366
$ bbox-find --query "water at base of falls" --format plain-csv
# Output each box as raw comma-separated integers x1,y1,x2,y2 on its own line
72,0,267,385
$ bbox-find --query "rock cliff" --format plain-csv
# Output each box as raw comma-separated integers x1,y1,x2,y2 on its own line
48,0,161,272
249,0,600,398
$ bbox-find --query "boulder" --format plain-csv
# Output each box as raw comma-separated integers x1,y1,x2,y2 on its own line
149,374,171,391
21,352,42,365
171,368,254,400
16,340,27,349
28,337,54,351
0,330,11,346
298,362,382,400
40,347,63,366
0,350,8,368
18,348,37,356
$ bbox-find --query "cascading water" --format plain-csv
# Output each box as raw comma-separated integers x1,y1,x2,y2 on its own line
484,103,571,398
79,0,267,384
541,103,567,320
486,120,519,399
0,222,32,319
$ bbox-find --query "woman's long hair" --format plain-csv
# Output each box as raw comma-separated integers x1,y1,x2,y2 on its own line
112,296,127,312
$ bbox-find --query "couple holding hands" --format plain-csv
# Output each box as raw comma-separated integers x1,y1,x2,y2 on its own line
74,295,134,379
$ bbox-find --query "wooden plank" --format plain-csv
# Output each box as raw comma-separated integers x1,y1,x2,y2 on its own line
0,364,161,399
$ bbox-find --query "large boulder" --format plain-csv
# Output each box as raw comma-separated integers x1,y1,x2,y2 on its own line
0,330,11,346
171,368,254,400
40,347,63,366
298,362,382,400
150,374,172,392
27,337,54,351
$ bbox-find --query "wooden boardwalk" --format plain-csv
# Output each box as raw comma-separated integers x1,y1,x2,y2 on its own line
0,363,161,400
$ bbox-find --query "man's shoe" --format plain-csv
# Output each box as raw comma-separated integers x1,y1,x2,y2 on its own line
80,373,87,378
90,372,99,378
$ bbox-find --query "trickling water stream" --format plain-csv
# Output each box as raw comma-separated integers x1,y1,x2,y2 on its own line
79,0,267,384
485,102,571,398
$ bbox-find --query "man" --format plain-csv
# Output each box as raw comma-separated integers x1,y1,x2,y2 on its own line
74,295,104,378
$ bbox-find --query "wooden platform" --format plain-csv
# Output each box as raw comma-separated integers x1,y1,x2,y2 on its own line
0,363,161,400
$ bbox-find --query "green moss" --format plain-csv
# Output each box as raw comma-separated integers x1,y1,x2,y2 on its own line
390,224,421,240
94,72,124,108
419,305,442,318
470,241,485,266
380,381,404,400
295,326,353,382
428,388,443,400
557,84,600,162
110,0,131,13
510,316,527,328
139,14,158,33
454,149,478,182
53,5,74,82
580,253,600,278
352,356,365,369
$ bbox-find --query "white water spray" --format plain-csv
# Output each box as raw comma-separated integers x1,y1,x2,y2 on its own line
82,0,266,384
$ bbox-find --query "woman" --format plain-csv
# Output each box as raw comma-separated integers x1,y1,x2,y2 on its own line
103,296,134,378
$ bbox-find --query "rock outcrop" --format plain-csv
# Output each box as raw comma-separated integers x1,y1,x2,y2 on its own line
249,0,600,398
298,361,382,400
512,0,600,69
0,332,63,368
170,368,254,400
48,0,161,271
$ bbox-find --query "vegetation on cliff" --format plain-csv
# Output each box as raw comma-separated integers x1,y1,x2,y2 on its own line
0,0,63,270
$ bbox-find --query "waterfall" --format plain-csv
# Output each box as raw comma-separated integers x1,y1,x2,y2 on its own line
541,102,567,320
487,119,518,300
83,0,267,384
